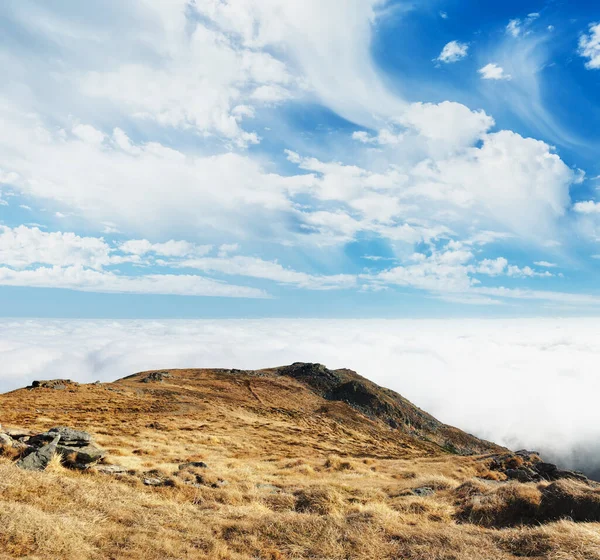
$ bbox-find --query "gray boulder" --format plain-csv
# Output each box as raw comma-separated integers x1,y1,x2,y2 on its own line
27,427,104,468
57,444,105,465
95,465,128,475
16,435,60,471
0,432,13,447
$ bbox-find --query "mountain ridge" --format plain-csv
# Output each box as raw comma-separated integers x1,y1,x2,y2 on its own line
1,363,599,560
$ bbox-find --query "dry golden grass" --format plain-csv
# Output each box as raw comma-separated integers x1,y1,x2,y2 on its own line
0,367,598,559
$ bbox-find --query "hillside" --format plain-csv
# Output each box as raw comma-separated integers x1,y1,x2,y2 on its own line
0,363,599,559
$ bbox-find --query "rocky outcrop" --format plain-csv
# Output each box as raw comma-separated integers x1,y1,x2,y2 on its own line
28,379,79,390
141,371,171,383
274,363,502,455
16,435,60,471
29,427,92,447
8,426,105,471
487,450,590,484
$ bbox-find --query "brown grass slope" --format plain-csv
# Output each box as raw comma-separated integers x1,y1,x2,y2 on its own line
0,364,598,560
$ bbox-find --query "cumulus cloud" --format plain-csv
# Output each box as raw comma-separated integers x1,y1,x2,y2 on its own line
0,114,295,240
399,101,494,151
579,23,600,70
436,41,469,63
1,318,600,477
573,200,600,214
0,225,111,270
479,63,512,80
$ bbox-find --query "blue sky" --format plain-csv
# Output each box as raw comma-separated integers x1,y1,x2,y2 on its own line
2,0,600,317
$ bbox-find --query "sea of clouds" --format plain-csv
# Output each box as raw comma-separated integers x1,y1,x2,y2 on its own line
1,318,598,477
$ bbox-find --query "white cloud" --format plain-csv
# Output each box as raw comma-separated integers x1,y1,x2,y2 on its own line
250,85,292,103
399,101,494,151
506,19,522,37
506,13,539,38
196,0,408,127
506,265,553,278
1,100,572,258
0,225,111,270
534,261,557,268
476,257,508,276
75,7,295,147
176,255,357,290
0,114,295,240
2,318,600,476
479,63,512,80
579,23,600,70
411,130,574,240
436,41,469,63
120,239,211,258
0,266,267,298
0,225,270,298
218,243,240,257
0,1,590,309
368,248,477,294
573,200,600,214
72,123,106,145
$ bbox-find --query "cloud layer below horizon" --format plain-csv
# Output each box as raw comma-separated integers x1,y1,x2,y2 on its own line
1,318,599,475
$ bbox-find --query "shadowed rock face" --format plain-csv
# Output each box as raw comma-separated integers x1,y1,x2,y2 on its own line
16,435,60,471
273,363,500,455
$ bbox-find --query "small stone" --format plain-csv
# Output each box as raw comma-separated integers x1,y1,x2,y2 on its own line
412,486,434,497
144,477,164,486
178,461,208,470
95,465,128,475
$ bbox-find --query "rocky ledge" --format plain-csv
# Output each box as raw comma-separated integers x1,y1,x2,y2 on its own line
485,450,592,484
0,424,105,471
